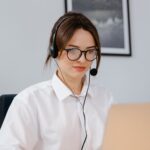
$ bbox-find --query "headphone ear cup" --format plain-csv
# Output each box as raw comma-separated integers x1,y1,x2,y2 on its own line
50,16,70,59
50,33,58,58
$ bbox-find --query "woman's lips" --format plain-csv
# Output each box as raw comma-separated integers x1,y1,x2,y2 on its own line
73,66,86,72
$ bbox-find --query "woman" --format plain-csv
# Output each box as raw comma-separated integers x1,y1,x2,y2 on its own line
0,12,113,150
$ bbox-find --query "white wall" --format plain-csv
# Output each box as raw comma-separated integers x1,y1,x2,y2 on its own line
0,0,150,103
0,0,64,94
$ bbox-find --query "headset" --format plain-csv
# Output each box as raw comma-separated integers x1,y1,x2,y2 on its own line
50,15,99,149
49,15,99,76
49,17,69,59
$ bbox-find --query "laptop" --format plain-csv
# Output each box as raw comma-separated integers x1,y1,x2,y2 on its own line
101,103,150,150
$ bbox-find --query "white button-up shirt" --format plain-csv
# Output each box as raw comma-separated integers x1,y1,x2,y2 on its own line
0,73,113,150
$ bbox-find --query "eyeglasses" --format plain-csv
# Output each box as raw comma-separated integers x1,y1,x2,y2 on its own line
64,47,98,61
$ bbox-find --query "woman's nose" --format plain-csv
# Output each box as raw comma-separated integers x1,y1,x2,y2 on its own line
78,52,86,62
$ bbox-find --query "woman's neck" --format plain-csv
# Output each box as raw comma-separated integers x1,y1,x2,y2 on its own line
57,70,85,95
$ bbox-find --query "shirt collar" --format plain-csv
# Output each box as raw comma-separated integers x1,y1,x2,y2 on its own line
51,72,93,101
52,73,72,101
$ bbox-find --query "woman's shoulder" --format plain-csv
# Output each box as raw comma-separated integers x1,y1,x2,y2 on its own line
89,83,113,107
14,80,52,103
90,83,112,97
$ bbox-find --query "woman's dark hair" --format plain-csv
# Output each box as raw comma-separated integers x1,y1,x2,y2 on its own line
45,11,101,72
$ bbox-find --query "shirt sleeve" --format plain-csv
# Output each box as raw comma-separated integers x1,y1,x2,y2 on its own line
0,96,38,150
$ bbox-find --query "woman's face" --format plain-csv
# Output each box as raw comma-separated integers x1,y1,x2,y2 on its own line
57,28,96,80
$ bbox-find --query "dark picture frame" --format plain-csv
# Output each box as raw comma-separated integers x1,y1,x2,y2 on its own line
65,0,132,56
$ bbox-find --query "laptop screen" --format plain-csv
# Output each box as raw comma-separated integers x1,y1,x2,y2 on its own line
101,103,150,150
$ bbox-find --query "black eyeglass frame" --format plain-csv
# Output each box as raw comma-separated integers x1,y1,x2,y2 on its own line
64,47,99,61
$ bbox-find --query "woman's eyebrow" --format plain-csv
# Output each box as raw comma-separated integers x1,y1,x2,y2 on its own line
86,46,97,49
66,44,79,48
66,45,96,49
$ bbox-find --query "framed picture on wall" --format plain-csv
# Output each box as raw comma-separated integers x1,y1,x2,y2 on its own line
65,0,132,56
